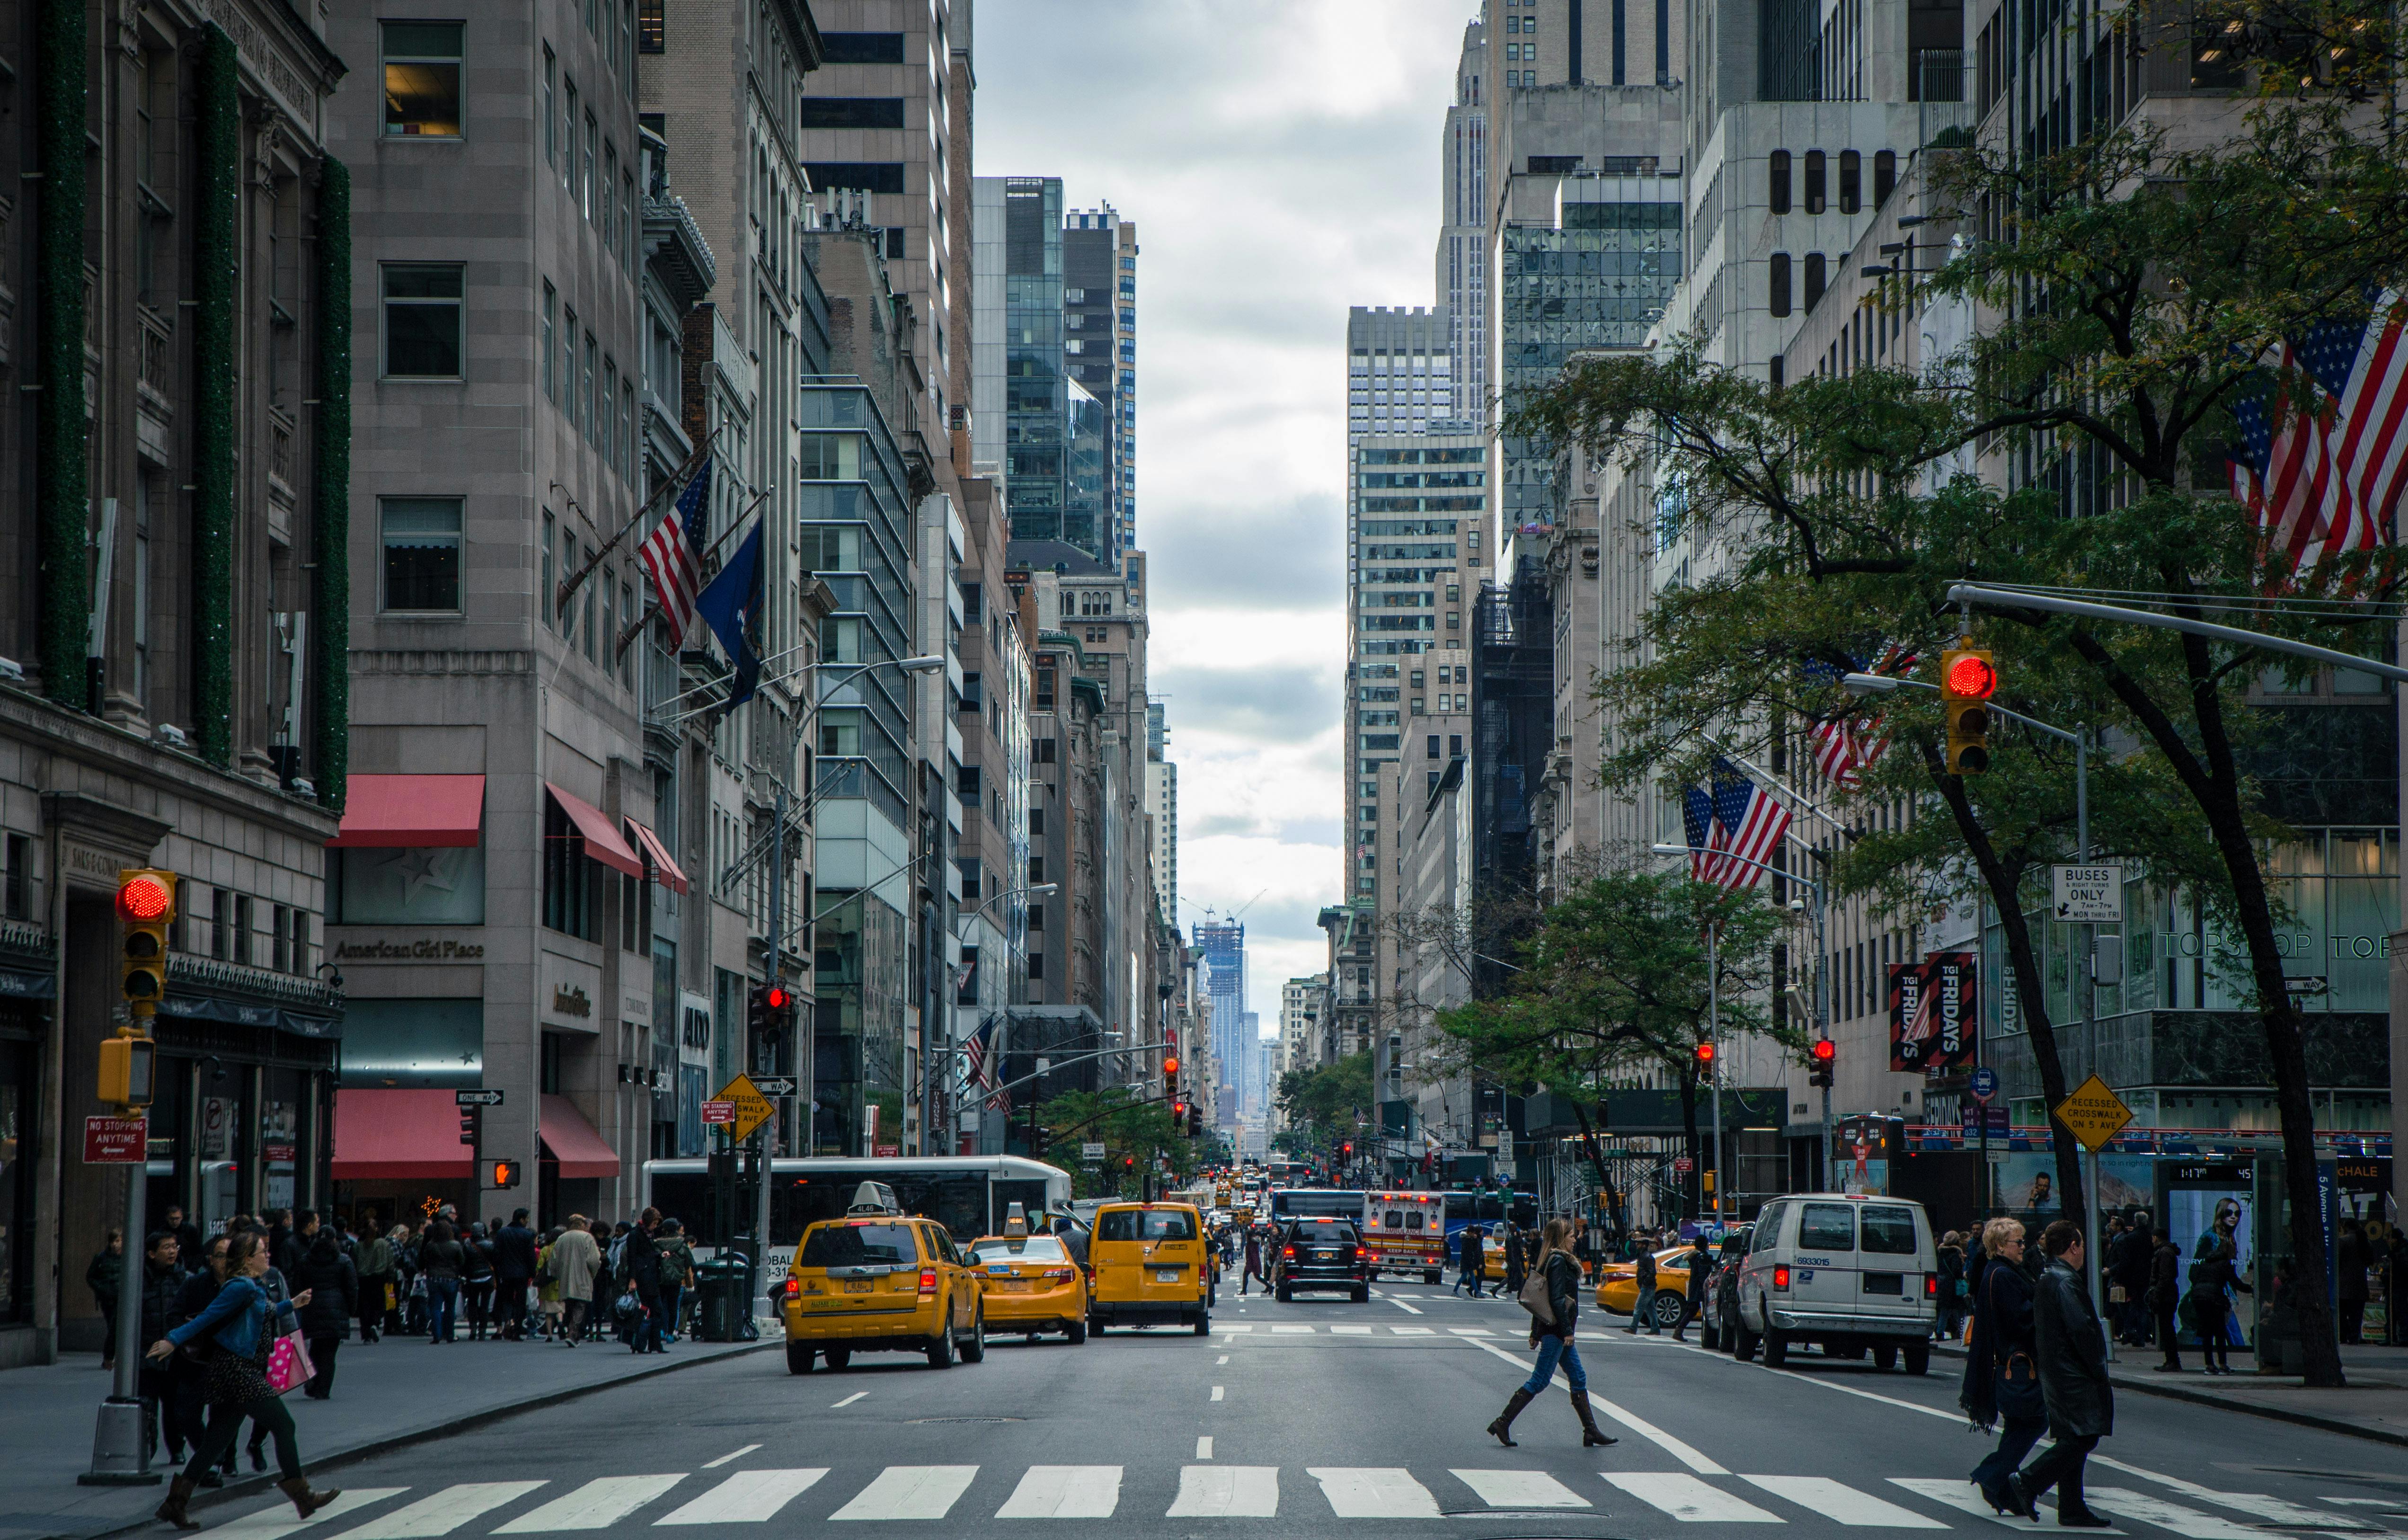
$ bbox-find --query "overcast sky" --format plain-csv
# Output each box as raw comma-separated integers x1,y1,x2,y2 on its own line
979,2,1471,1027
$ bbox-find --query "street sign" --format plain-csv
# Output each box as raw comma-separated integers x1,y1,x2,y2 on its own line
84,1115,148,1164
1081,1141,1107,1160
1970,1066,1999,1103
1673,1155,1695,1175
710,1074,778,1141
2052,1073,2134,1151
454,1088,505,1107
751,1077,797,1096
701,1101,736,1125
2051,864,2124,924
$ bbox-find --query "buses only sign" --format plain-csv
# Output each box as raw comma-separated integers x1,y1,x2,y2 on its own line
2052,864,2123,924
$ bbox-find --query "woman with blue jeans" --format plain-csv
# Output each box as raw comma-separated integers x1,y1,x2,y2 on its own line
417,1220,466,1344
1487,1217,1617,1448
1960,1218,2046,1514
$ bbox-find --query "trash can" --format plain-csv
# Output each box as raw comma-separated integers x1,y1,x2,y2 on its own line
691,1256,756,1343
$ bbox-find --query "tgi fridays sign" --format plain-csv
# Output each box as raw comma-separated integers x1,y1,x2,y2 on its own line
1889,952,1976,1072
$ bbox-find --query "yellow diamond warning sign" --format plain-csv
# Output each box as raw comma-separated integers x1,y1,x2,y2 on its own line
711,1074,778,1142
2052,1073,2133,1152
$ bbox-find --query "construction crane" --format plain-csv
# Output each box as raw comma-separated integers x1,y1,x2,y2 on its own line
1191,887,1269,928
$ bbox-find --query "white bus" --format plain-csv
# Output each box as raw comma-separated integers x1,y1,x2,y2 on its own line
640,1155,1072,1267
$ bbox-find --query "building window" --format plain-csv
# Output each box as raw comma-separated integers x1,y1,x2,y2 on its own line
382,21,463,137
543,796,599,940
231,894,254,966
542,513,557,629
383,264,465,378
1769,150,1791,214
542,50,557,166
381,497,464,611
1803,252,1827,311
540,283,557,400
1804,151,1826,214
800,98,907,130
956,764,982,798
1839,150,1861,214
637,0,664,51
562,80,578,191
1874,150,1896,208
1426,734,1441,760
561,307,579,428
819,31,906,63
1769,252,1792,317
1028,856,1045,885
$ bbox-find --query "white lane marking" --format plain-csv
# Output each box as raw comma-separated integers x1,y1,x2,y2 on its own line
496,1478,686,1532
828,1468,980,1522
1166,1466,1278,1517
994,1466,1122,1519
1309,1468,1441,1519
1272,1325,1315,1334
2087,1487,2281,1539
1451,1469,1590,1509
1330,1325,1372,1335
1758,1362,1962,1421
831,1391,868,1408
1390,1326,1436,1335
1389,1295,1425,1314
1218,1323,1253,1331
1605,1473,1782,1523
1194,1437,1213,1460
227,1488,410,1540
1216,1354,1229,1364
1446,1327,1494,1337
330,1486,541,1540
654,1471,826,1525
1210,1385,1225,1400
1478,1336,1728,1476
700,1445,760,1471
2089,1458,2370,1529
1889,1477,2092,1531
1742,1475,1944,1528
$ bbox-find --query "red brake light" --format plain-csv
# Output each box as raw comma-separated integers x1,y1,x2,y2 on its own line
783,1278,799,1299
1926,1273,1939,1297
1773,1265,1791,1291
1355,1247,1369,1259
918,1269,938,1295
1282,1245,1296,1260
1045,1267,1074,1281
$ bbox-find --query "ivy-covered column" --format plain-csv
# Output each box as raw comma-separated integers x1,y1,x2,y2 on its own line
35,0,88,706
192,24,239,766
312,158,351,814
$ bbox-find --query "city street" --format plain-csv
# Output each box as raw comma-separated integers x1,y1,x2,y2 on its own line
161,1282,2408,1538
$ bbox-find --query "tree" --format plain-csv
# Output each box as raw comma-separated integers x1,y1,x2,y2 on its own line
1036,1088,1194,1198
1508,75,2408,1384
1275,1051,1374,1156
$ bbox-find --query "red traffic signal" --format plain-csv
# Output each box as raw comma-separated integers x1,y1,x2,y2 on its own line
1810,1039,1835,1064
1944,651,1998,699
764,984,793,1011
1694,1042,1717,1066
1162,1055,1179,1076
1341,1141,1353,1156
116,872,175,924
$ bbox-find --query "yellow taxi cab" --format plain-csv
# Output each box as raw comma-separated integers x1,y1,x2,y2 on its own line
1596,1244,1700,1330
966,1222,1090,1344
1089,1200,1211,1335
781,1182,987,1373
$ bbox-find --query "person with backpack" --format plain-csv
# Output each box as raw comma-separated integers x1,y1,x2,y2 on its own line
1485,1217,1615,1449
654,1219,697,1343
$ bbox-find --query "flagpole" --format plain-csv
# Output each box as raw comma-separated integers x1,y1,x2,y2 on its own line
612,490,773,660
554,426,724,620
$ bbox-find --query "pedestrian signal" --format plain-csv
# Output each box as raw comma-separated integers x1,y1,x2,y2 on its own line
1940,641,1996,774
483,1159,521,1189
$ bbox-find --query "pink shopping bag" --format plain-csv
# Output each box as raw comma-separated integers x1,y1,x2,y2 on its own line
264,1330,315,1395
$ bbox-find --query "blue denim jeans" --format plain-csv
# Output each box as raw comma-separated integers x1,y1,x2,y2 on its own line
426,1277,460,1342
1521,1334,1588,1397
1970,1415,2045,1501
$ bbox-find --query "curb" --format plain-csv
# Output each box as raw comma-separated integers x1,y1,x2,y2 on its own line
1931,1341,2408,1449
39,1335,779,1540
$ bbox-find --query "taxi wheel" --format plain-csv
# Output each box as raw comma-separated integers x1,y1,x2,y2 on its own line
1652,1292,1685,1331
824,1347,852,1371
1193,1311,1211,1336
1067,1316,1089,1344
961,1309,986,1364
785,1342,815,1375
926,1323,956,1369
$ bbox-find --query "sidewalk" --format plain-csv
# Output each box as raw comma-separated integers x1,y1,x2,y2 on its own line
1939,1337,2408,1448
2,1326,777,1540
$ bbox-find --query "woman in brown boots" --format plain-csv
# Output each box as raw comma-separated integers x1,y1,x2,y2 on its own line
1487,1216,1617,1449
145,1230,339,1531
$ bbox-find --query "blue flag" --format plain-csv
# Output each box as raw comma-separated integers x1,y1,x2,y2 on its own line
694,516,765,709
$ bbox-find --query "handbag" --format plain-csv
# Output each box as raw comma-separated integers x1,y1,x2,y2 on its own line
1996,1349,2044,1418
2108,1284,2128,1304
262,1330,315,1396
1516,1263,1556,1327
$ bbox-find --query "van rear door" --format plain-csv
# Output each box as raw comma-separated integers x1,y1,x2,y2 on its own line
1854,1202,1930,1327
1789,1202,1859,1319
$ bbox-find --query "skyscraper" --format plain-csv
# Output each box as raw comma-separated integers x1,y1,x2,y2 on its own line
1438,19,1489,427
1146,702,1178,922
993,177,1071,549
1191,919,1246,1130
1064,205,1139,563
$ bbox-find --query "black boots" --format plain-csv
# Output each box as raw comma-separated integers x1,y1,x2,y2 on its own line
1573,1390,1618,1447
278,1478,340,1520
1486,1389,1533,1447
156,1476,202,1531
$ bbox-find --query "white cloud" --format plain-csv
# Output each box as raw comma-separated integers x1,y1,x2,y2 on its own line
981,1,1466,1021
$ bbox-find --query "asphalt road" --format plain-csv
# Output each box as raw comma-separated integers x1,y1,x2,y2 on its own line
172,1278,2408,1538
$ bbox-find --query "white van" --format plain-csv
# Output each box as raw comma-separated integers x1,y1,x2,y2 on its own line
1732,1192,1937,1373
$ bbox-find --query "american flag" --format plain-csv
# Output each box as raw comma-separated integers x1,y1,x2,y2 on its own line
1707,759,1793,892
1681,783,1725,883
637,455,713,648
1806,648,1917,789
961,1016,994,1091
2231,294,2407,573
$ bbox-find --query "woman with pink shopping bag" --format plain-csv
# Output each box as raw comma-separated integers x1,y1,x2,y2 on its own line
144,1231,338,1531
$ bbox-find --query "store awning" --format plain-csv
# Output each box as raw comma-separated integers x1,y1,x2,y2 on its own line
328,774,486,848
544,782,644,878
540,1094,620,1179
331,1089,475,1181
625,820,689,895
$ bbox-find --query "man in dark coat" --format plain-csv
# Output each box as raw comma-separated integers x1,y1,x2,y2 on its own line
2009,1220,2113,1527
289,1230,357,1398
621,1208,666,1354
170,1235,237,1486
2335,1218,2370,1344
493,1209,540,1340
137,1233,189,1463
1671,1235,1712,1342
1625,1236,1661,1334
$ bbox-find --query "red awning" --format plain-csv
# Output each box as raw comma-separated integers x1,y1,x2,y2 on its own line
331,1088,476,1181
328,774,486,849
544,782,644,878
625,820,690,895
540,1094,620,1179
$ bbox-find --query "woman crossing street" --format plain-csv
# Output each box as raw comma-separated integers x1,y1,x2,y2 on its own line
1485,1218,1616,1450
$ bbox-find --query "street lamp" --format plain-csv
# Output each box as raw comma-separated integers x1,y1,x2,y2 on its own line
924,881,1059,1155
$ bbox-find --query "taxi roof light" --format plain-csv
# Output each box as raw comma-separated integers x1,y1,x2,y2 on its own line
848,1180,902,1215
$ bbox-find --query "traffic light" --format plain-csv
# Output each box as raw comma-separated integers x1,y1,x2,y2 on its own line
1808,1037,1836,1087
1940,641,1997,775
1162,1055,1178,1077
482,1159,521,1189
1694,1041,1717,1069
96,1035,155,1108
1187,1104,1203,1137
459,1105,482,1148
117,869,176,1013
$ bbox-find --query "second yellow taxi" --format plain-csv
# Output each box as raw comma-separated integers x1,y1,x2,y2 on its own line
780,1182,988,1373
967,1228,1090,1344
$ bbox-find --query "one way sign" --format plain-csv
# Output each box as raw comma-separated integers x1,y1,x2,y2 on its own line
751,1077,797,1096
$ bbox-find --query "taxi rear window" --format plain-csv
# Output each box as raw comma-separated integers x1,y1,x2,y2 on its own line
969,1236,1069,1264
798,1222,920,1268
1098,1209,1197,1242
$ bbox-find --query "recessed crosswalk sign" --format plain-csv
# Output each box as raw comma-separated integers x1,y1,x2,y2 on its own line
711,1074,778,1142
2052,1072,2134,1151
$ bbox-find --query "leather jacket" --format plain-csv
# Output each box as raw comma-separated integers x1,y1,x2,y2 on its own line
2032,1258,2113,1439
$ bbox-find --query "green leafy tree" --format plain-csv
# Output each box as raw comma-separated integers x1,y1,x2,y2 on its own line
1275,1051,1374,1161
1036,1088,1196,1198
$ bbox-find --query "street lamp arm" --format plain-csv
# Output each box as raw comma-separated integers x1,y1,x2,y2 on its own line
970,1042,1173,1102
1648,844,1823,895
1842,673,2080,746
1945,582,2408,685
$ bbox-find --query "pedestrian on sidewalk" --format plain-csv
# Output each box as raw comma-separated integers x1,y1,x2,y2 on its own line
88,1228,125,1370
395,1221,425,1336
2187,1206,2247,1376
274,1211,319,1280
2335,1217,2370,1345
1485,1216,1615,1449
621,1207,667,1353
2148,1228,2183,1371
146,1229,340,1531
461,1221,497,1341
1241,1226,1264,1296
494,1208,539,1340
161,1206,204,1264
2112,1211,2155,1344
354,1219,392,1344
418,1220,466,1344
289,1228,356,1398
2006,1220,2113,1527
534,1229,564,1340
549,1215,603,1346
1962,1218,2045,1515
594,1219,622,1341
1935,1233,1967,1343
138,1232,190,1464
170,1236,237,1487
1626,1235,1661,1334
655,1219,696,1343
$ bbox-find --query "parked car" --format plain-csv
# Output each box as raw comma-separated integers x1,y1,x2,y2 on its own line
1698,1226,1753,1352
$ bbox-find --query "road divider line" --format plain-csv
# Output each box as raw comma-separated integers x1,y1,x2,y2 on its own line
1389,1296,1425,1314
1195,1437,1213,1460
1461,1335,1724,1473
831,1391,868,1408
700,1446,759,1471
1210,1385,1225,1401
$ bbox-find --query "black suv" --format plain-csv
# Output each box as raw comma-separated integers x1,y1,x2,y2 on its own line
1273,1219,1370,1302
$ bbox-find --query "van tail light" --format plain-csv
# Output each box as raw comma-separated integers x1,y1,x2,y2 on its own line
1282,1245,1296,1260
783,1279,800,1300
1925,1273,1939,1297
918,1269,939,1295
1773,1265,1791,1291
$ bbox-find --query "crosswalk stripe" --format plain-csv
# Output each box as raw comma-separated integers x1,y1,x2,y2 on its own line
220,1488,410,1540
653,1470,826,1525
1272,1325,1314,1334
1447,1327,1494,1336
1888,1477,2097,1531
1390,1326,1436,1335
828,1468,979,1522
1606,1474,1783,1524
2089,1459,2366,1530
334,1485,544,1540
994,1467,1121,1519
1219,1324,1254,1332
2087,1487,2267,1539
1167,1466,1278,1517
1450,1470,1590,1509
1330,1325,1372,1335
1581,1390,1726,1475
495,1478,685,1533
1308,1468,1440,1519
1742,1476,1944,1528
